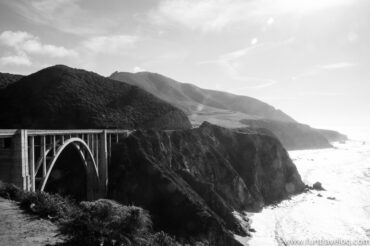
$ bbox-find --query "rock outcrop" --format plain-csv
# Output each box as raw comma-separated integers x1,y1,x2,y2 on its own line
108,122,305,245
0,65,191,130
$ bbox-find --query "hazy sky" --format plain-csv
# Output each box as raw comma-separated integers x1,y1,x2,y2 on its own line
0,0,369,131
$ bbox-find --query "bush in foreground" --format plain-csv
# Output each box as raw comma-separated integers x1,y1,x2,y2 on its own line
0,181,208,246
19,192,80,220
0,180,80,221
60,199,154,245
0,180,27,201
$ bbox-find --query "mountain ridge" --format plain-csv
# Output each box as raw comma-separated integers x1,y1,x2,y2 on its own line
0,65,191,130
109,71,346,149
110,71,296,123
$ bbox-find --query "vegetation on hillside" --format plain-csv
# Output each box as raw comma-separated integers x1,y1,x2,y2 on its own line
0,181,207,246
0,72,23,89
0,65,191,130
110,71,295,122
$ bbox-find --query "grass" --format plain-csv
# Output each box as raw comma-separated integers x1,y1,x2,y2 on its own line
0,181,209,246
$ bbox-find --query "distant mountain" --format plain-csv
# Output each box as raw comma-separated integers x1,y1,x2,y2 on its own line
0,65,191,130
109,71,345,149
315,128,348,143
0,72,23,89
240,119,332,150
109,71,295,125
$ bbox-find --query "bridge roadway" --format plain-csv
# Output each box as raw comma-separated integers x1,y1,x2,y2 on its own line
0,129,132,200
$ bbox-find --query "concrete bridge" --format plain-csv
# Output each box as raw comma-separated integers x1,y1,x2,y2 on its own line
0,129,132,200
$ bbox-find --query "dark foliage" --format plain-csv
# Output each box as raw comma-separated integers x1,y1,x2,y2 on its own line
0,181,207,246
59,199,152,245
0,65,191,130
0,72,23,89
0,180,80,220
0,180,26,200
19,192,81,220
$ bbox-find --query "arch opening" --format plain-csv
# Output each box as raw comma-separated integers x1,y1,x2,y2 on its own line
44,144,88,201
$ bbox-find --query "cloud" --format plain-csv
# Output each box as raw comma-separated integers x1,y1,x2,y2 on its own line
82,35,139,54
0,30,77,67
320,62,356,70
0,30,78,58
199,37,294,88
151,0,353,32
251,38,259,45
230,79,277,92
133,66,146,73
3,0,115,35
0,54,31,66
267,17,275,25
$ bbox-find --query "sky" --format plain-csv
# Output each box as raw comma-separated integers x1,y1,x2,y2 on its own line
0,0,369,134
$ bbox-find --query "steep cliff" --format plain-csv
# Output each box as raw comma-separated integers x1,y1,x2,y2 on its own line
109,122,305,245
0,65,191,130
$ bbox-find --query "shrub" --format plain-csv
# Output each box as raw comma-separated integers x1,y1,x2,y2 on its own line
60,199,152,245
0,180,26,201
0,181,199,246
145,231,180,246
19,191,81,220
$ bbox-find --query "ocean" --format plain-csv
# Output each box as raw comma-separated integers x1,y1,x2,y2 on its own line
235,139,370,246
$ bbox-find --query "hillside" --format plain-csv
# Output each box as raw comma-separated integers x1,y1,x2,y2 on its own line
0,72,23,89
0,65,191,130
109,71,346,149
240,119,333,150
315,128,348,143
109,71,295,123
109,122,305,245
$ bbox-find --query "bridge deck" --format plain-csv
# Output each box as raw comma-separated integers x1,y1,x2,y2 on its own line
0,129,131,138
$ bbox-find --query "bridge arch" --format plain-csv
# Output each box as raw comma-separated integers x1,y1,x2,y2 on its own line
37,138,100,200
0,129,131,199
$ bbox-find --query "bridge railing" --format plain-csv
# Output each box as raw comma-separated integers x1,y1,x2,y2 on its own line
0,129,132,136
27,129,132,136
0,130,18,138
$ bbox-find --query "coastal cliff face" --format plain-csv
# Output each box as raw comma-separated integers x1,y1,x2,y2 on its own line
109,122,305,245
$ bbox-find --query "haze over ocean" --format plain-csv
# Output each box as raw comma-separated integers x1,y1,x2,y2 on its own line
237,139,370,246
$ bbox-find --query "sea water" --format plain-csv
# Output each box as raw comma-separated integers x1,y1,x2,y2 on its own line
235,139,370,246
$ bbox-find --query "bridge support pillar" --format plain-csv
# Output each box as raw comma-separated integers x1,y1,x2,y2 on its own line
12,130,30,191
98,131,108,197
